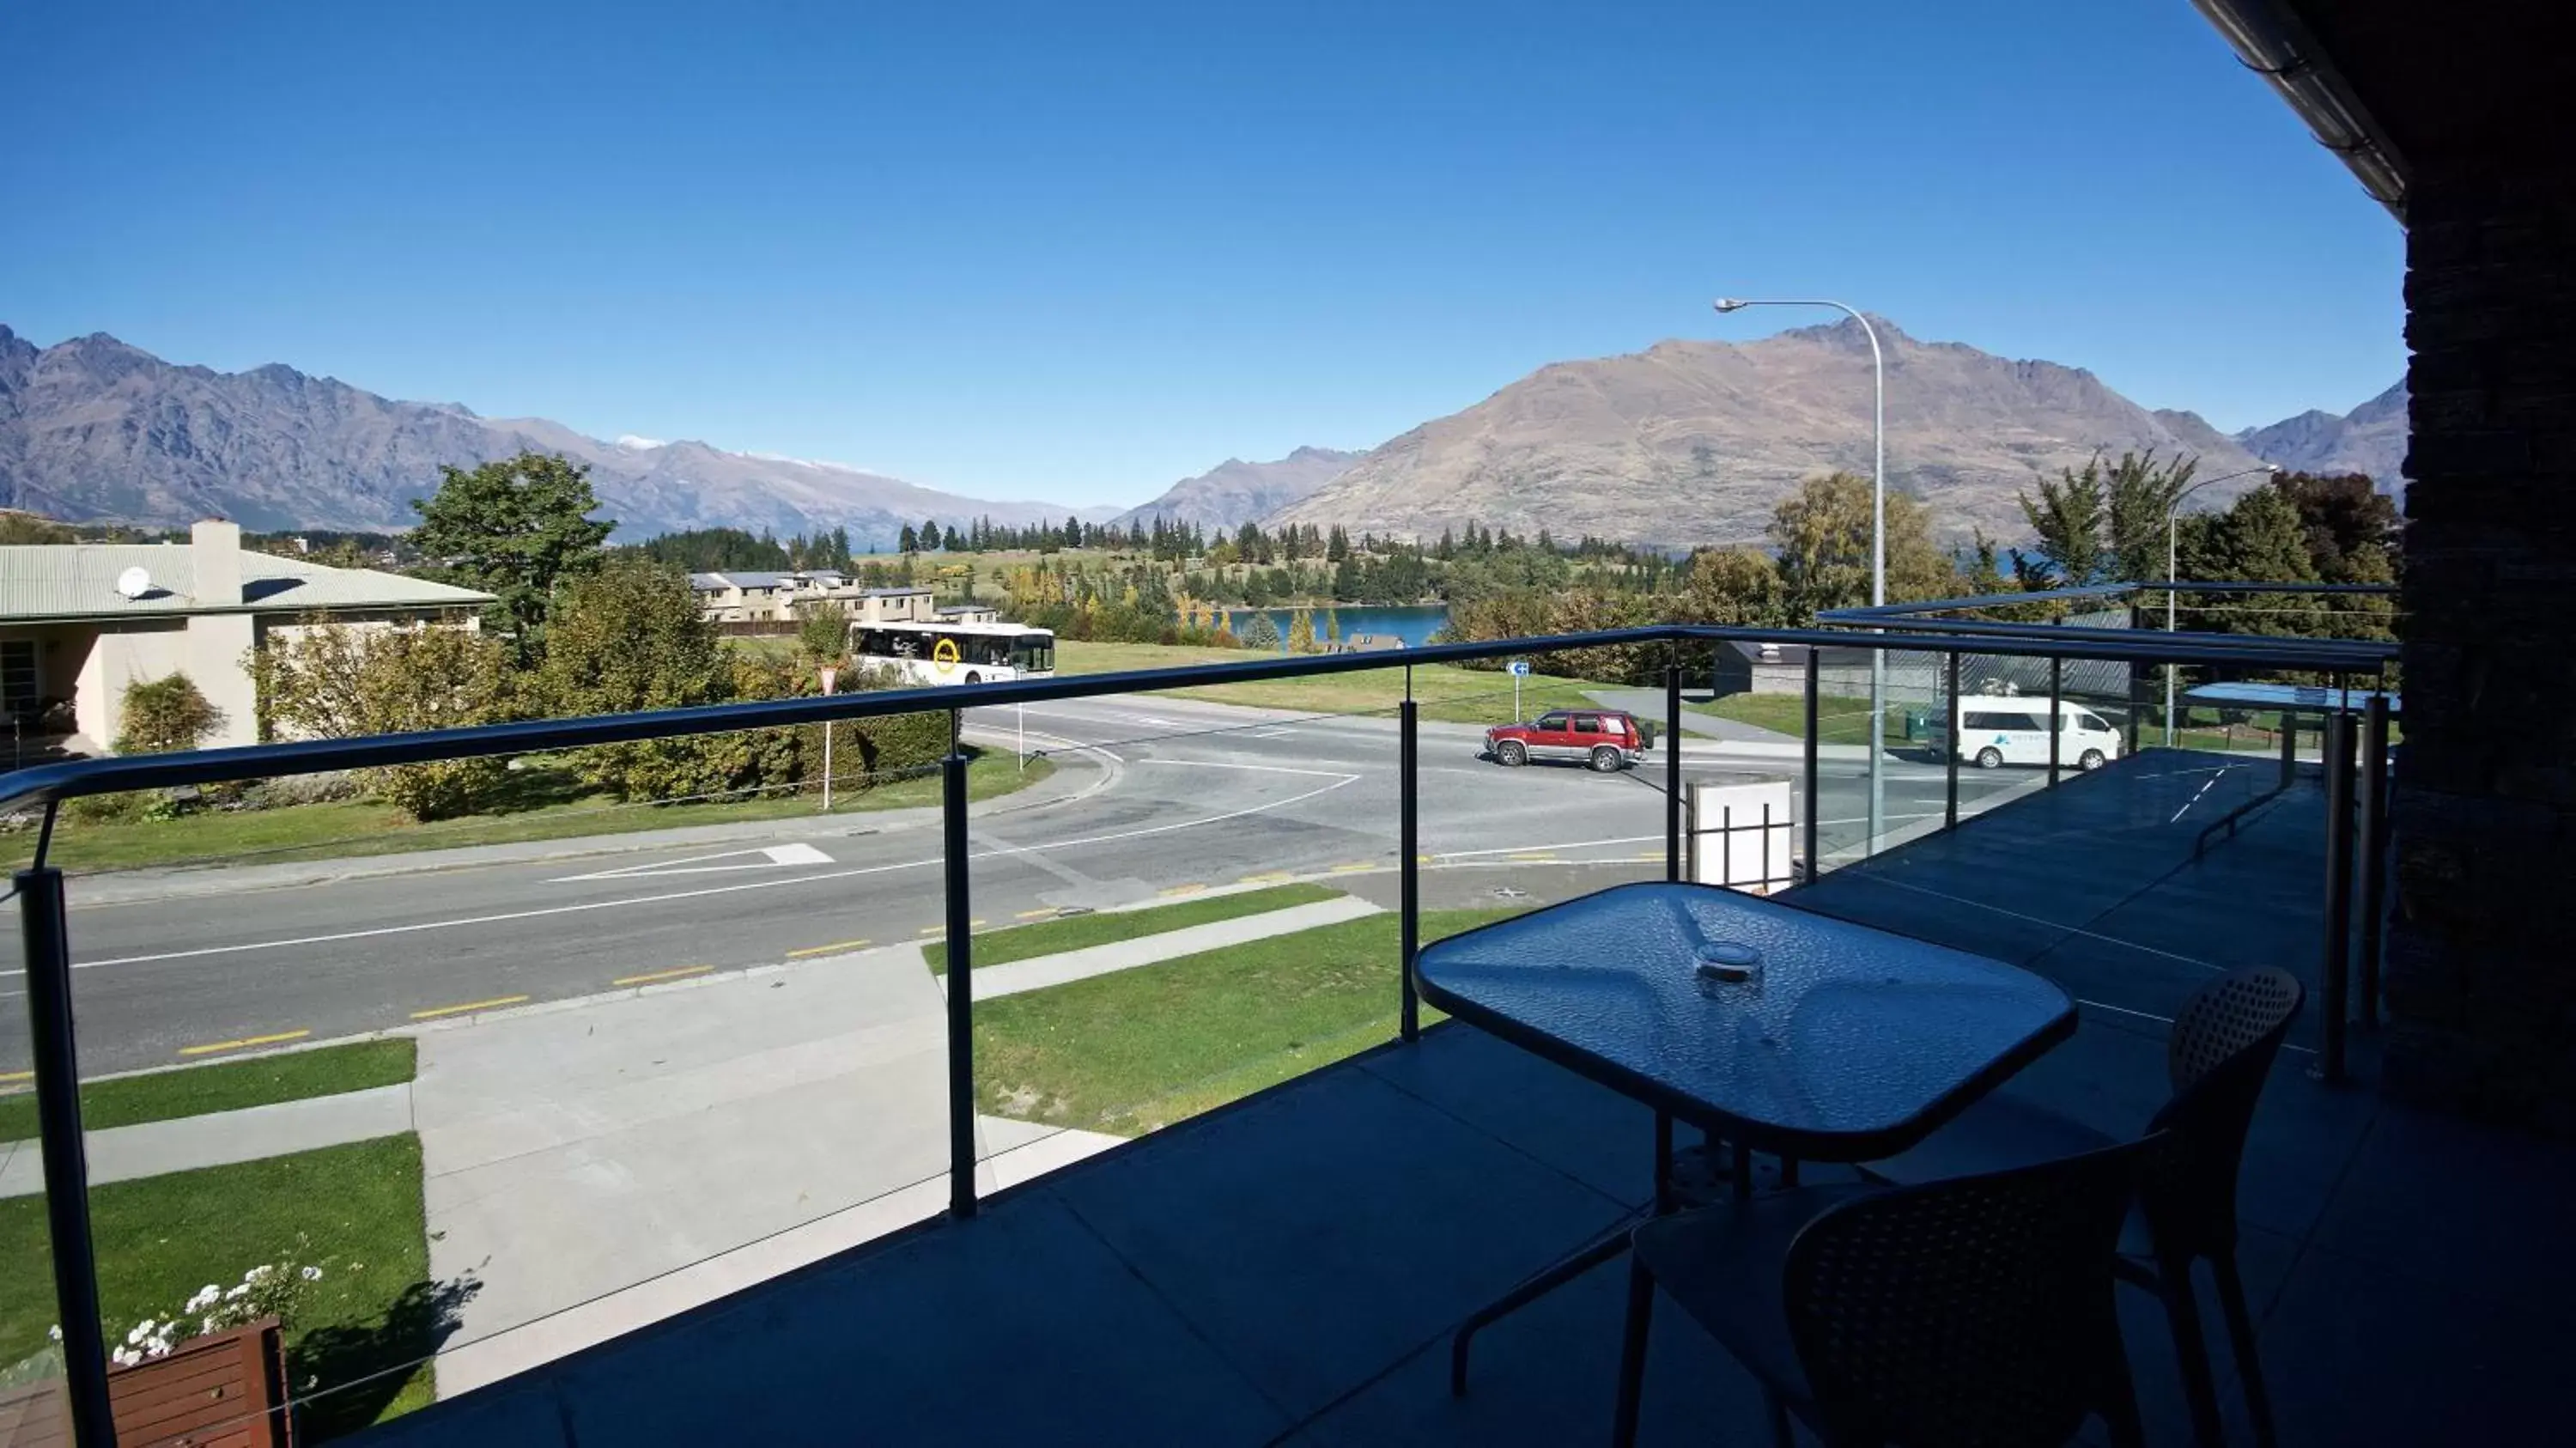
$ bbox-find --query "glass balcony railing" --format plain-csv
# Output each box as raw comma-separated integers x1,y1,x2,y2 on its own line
0,610,2396,1446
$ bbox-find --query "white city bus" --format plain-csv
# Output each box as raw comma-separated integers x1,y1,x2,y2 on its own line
850,621,1057,685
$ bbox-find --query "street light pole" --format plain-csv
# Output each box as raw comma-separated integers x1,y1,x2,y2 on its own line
1715,297,1887,853
2161,464,2281,746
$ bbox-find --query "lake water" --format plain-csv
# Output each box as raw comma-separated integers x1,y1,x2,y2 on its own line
1210,603,1451,651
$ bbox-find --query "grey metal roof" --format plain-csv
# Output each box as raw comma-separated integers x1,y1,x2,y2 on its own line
0,545,494,622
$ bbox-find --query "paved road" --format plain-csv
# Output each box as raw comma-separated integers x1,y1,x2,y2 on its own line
0,694,2027,1076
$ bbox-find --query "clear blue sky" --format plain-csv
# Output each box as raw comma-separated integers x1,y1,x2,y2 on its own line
0,0,2404,508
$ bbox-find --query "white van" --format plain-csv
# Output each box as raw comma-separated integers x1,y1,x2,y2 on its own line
1934,696,2123,770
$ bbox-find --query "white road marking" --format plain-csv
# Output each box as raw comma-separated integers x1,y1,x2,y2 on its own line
549,843,834,883
73,774,1363,970
1137,758,1360,780
1431,833,1660,860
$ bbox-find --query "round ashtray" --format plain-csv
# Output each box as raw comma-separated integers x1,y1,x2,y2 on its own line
1694,940,1761,983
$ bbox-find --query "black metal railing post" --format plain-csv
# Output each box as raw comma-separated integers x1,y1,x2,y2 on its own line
2278,712,2299,788
2047,656,2063,787
1943,651,1960,829
1664,660,1683,883
1802,650,1821,880
2316,710,2356,1084
941,711,976,1218
2357,692,2391,1030
1399,684,1421,1043
18,861,115,1448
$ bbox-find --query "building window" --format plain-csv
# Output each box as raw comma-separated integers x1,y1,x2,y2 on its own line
1,639,35,717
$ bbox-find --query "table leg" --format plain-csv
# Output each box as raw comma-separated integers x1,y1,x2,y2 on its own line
1732,1140,1754,1202
1453,1114,1675,1396
1448,1224,1636,1396
1653,1111,1674,1214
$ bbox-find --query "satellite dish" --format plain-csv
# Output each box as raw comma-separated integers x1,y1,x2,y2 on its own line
115,566,153,600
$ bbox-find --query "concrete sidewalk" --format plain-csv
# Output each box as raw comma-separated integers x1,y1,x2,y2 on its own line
0,1082,415,1198
968,896,1383,999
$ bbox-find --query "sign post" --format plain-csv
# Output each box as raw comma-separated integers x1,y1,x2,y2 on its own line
818,665,838,811
1507,659,1531,719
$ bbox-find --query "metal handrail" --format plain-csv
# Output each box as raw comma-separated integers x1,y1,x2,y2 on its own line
3,614,2399,1447
0,622,2399,811
1807,611,2396,661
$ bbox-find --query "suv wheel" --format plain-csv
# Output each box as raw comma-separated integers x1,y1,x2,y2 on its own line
1589,745,1622,773
1497,739,1528,767
963,671,981,685
1975,746,2004,770
2079,748,2106,771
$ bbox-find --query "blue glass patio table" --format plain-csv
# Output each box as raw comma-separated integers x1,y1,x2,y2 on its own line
1413,879,2076,1163
1418,880,2077,1393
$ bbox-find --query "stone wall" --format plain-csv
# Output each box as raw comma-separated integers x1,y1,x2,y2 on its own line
2385,173,2576,1132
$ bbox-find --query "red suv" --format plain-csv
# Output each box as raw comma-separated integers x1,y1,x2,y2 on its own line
1485,709,1649,772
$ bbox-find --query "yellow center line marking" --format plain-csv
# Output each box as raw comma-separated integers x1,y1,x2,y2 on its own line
1239,872,1291,884
613,964,713,987
410,995,529,1020
1329,861,1376,873
1508,854,1558,862
1015,908,1058,920
1158,883,1206,897
2,1070,37,1083
1631,851,1668,861
918,926,944,936
179,1029,310,1057
785,938,872,958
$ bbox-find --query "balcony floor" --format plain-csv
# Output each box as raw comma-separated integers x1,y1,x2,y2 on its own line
353,752,2573,1448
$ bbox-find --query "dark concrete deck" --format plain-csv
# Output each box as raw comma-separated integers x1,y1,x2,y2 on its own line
355,752,2572,1448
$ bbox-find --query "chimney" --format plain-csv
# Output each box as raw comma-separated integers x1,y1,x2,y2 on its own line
191,519,242,605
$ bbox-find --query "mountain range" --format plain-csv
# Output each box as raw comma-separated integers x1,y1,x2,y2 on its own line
2232,380,2408,486
0,319,2401,549
1110,447,1361,534
1272,318,2364,548
0,325,1109,546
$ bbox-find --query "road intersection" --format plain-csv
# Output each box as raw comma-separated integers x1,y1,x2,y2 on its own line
2,693,2026,1076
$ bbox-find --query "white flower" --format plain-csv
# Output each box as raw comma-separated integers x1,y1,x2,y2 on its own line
203,1316,219,1335
111,1347,141,1368
299,1265,324,1281
185,1286,221,1313
126,1320,154,1345
225,1283,252,1301
47,1324,63,1343
244,1264,276,1283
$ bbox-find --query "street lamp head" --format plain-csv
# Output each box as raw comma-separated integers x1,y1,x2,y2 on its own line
1711,298,1750,313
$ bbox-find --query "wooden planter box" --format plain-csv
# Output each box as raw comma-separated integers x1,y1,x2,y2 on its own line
0,1318,290,1448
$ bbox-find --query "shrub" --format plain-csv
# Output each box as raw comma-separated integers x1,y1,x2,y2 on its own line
113,673,226,755
540,558,759,801
252,621,516,820
63,791,148,825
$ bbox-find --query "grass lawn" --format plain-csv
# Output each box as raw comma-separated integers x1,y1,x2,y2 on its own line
3,751,1051,874
0,1135,439,1440
1688,691,1908,745
974,906,1518,1135
1056,640,1609,727
0,1040,415,1144
926,882,1341,974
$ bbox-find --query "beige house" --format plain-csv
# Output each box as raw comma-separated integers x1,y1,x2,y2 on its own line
0,520,494,757
687,572,940,626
